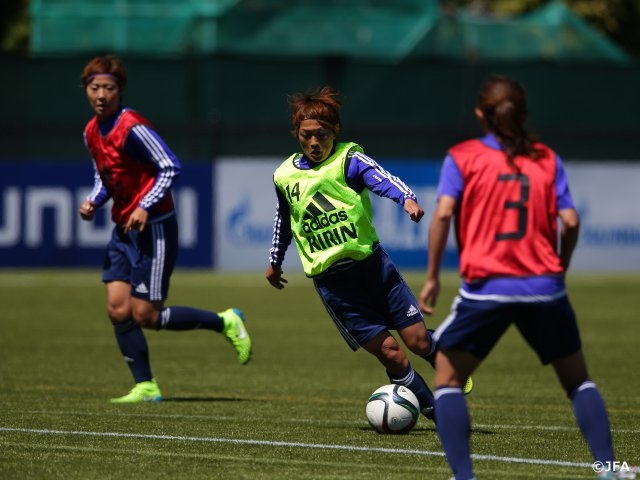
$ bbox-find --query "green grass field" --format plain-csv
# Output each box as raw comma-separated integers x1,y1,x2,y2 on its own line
1,269,638,479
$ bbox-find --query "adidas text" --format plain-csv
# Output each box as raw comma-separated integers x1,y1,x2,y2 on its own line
302,211,348,233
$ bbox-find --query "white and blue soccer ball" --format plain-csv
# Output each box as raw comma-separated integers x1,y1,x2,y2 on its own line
365,384,419,434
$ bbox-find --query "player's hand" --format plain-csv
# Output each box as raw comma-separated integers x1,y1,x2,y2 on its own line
265,264,288,290
124,207,149,233
79,201,95,221
419,278,440,315
403,199,424,223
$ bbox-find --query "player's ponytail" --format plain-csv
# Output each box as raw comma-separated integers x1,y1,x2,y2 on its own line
477,76,543,171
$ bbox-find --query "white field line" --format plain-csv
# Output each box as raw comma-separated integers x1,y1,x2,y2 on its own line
0,426,592,469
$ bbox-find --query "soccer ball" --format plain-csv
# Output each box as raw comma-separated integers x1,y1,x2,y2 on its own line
365,384,419,434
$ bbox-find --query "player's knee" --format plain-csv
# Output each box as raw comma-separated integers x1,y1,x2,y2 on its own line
131,312,157,329
380,342,406,365
106,303,131,323
127,298,162,329
399,325,433,356
130,307,159,329
406,336,431,356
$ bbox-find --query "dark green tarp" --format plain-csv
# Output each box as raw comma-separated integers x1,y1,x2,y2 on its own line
30,0,630,64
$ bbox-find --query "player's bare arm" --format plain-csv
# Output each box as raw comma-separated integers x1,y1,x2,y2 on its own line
419,195,455,314
558,208,580,271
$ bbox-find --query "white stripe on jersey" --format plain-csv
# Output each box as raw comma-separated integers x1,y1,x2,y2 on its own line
131,124,178,210
87,166,105,202
458,288,567,303
352,151,415,200
269,203,283,263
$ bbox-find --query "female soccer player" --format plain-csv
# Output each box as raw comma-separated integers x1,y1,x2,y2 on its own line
79,54,252,403
419,75,629,480
265,86,471,421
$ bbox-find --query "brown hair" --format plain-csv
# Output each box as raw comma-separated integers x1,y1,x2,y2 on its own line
476,75,543,170
80,54,128,91
288,86,343,136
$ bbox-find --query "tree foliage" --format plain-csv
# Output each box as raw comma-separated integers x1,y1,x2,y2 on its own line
443,0,640,59
2,0,640,59
1,0,28,53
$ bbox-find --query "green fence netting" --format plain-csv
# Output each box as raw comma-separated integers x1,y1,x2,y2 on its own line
29,0,630,64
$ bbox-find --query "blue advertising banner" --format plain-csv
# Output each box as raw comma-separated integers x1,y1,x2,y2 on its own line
0,163,213,267
6,160,637,271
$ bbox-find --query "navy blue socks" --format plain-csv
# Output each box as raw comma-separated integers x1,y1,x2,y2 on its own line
434,387,474,480
157,306,223,331
570,380,614,463
388,364,434,411
112,319,152,383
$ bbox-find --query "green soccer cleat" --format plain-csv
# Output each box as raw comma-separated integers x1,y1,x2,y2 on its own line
463,376,474,395
221,307,252,365
110,378,162,403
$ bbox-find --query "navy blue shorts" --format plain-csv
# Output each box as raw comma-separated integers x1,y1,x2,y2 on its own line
312,245,424,351
102,214,178,302
434,293,581,365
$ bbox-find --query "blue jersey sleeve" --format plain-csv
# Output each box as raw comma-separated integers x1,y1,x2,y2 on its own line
86,167,111,207
346,151,417,204
436,154,464,200
125,125,181,211
554,154,575,210
269,185,293,267
83,132,111,207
